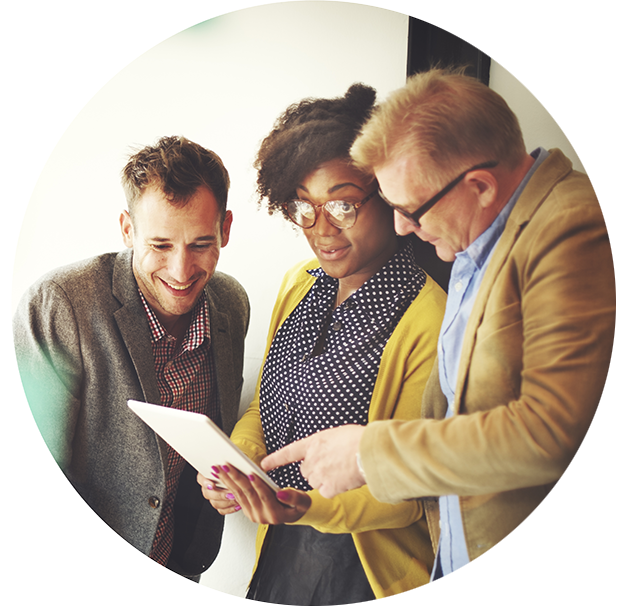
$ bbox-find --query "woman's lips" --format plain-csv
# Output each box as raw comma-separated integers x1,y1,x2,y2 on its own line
316,244,350,261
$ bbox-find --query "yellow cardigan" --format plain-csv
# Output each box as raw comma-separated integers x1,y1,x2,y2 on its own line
231,257,446,598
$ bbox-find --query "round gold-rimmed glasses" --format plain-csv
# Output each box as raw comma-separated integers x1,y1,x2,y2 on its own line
283,190,377,230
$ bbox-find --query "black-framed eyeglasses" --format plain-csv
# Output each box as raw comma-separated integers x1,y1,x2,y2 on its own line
378,160,499,228
283,190,377,230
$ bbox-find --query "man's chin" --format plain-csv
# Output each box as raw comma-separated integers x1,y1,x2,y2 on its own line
433,242,457,263
157,281,208,316
157,297,201,323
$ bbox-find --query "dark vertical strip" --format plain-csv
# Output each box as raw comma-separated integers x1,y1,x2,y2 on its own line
407,17,491,85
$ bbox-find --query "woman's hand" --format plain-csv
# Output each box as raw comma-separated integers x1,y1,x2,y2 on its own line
213,464,312,525
197,470,241,515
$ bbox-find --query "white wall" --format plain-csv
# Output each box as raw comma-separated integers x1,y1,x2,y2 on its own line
489,62,583,171
4,1,621,606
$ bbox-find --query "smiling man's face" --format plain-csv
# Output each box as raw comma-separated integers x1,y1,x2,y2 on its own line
120,184,231,331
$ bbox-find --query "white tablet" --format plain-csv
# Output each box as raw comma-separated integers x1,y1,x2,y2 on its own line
127,399,280,492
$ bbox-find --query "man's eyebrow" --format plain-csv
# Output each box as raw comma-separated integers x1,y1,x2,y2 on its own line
146,235,218,243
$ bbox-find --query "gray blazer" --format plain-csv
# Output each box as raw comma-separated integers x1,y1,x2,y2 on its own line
13,248,250,576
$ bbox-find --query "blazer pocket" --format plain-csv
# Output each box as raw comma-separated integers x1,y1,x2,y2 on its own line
465,302,523,412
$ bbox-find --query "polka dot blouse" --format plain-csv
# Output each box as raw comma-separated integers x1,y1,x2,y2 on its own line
260,244,426,490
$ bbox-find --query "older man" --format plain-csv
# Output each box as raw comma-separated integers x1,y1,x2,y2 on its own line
262,69,615,578
14,136,249,580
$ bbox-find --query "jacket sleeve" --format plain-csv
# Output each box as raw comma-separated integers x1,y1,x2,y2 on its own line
13,279,84,472
361,182,615,503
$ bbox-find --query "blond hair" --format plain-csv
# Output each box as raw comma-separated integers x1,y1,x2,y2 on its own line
351,68,526,189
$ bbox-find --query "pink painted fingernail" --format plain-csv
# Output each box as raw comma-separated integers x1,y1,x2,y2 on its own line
234,505,241,511
206,484,214,491
248,474,256,482
211,466,220,474
276,491,289,501
226,493,235,500
221,465,230,473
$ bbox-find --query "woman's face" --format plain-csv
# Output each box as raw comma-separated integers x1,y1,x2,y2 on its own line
294,159,397,289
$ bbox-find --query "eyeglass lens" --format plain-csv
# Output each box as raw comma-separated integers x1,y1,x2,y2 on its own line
286,200,356,229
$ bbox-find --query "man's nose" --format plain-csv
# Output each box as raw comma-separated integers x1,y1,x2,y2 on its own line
394,211,418,236
168,248,194,282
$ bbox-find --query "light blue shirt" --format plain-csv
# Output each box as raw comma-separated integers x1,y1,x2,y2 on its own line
432,148,549,579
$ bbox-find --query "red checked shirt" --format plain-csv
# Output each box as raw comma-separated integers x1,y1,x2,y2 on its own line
138,290,221,566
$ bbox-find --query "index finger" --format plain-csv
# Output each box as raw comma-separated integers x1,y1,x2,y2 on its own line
261,435,313,471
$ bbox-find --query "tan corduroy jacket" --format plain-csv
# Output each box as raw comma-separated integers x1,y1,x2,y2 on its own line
360,149,616,562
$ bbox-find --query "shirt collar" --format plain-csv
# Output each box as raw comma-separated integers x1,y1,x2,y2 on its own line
138,289,210,350
307,242,422,311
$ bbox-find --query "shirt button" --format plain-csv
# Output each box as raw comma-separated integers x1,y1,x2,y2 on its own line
454,280,463,292
332,321,342,331
148,496,161,509
284,403,289,411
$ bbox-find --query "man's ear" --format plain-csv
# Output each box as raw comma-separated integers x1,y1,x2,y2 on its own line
467,170,498,209
119,210,134,248
220,210,233,248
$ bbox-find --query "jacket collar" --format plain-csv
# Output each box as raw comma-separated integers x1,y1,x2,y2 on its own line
112,248,161,405
204,275,239,435
452,149,573,413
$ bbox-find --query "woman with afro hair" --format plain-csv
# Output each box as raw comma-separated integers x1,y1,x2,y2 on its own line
199,83,449,604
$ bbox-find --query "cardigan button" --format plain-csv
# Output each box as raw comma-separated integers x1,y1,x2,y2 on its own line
332,321,342,331
148,496,161,509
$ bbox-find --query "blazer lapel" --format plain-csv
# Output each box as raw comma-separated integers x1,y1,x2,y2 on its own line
111,249,161,406
452,149,572,413
205,285,238,435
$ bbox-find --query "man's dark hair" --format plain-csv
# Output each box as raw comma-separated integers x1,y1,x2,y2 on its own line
121,135,230,221
254,83,377,219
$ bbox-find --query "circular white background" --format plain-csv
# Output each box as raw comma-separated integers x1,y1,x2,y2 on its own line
4,1,621,605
